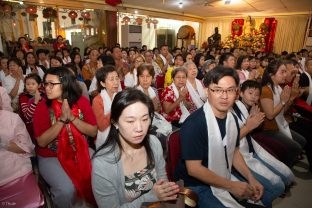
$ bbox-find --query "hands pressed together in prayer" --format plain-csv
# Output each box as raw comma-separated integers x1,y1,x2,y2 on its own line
153,179,180,201
245,105,265,131
59,99,75,123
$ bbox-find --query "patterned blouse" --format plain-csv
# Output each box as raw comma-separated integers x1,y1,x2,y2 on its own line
124,164,157,202
160,84,193,122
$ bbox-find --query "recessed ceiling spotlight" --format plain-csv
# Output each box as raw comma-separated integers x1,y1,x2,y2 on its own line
134,10,138,14
178,2,183,9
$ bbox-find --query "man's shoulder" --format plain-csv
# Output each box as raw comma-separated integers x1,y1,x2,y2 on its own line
182,107,206,129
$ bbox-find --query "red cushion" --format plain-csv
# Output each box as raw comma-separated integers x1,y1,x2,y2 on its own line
166,130,181,181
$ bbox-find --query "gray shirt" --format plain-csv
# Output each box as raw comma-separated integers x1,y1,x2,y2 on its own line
92,135,167,208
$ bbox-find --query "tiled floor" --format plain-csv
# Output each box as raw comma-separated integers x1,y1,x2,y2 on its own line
273,156,312,208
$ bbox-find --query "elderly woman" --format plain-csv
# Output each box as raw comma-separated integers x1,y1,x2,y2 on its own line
92,65,121,149
3,58,24,112
161,67,192,128
0,92,43,207
137,64,161,112
185,61,207,110
33,67,97,207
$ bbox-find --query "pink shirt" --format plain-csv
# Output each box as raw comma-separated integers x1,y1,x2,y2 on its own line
0,110,34,186
0,86,13,112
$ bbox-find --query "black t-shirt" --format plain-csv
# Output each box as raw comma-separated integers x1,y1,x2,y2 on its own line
174,107,240,187
299,72,310,103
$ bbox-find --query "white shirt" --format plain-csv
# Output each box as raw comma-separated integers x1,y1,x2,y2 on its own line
124,69,137,88
3,75,24,111
25,66,45,79
0,70,6,83
63,56,72,64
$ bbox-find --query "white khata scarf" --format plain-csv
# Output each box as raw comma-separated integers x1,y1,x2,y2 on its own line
232,100,294,186
269,85,293,139
203,101,243,208
186,79,207,109
136,85,157,99
96,89,117,149
25,66,45,79
171,83,190,123
304,71,312,105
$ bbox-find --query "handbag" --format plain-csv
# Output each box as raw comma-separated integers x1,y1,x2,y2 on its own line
141,180,198,208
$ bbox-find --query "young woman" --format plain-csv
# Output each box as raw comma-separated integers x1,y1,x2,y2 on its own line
62,48,71,65
19,73,42,140
17,36,33,53
194,53,206,80
92,88,179,207
260,60,305,167
124,55,145,88
185,61,207,110
235,55,250,84
33,67,97,207
164,54,185,88
3,58,24,112
0,101,43,208
92,65,121,148
71,52,84,82
161,67,192,127
53,35,67,52
24,52,46,79
15,49,26,67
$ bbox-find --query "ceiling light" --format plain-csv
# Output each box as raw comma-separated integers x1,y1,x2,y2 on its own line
224,0,231,4
19,0,23,4
134,10,138,14
178,2,183,9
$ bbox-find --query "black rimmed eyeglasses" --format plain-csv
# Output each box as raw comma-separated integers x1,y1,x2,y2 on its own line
209,87,237,96
44,82,62,89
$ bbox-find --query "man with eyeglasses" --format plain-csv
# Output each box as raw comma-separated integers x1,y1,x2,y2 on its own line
174,66,264,208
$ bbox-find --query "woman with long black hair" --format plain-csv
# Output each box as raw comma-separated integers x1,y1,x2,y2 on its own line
92,88,179,207
33,67,97,207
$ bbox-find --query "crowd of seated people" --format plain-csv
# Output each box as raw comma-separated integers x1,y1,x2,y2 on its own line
1,35,312,208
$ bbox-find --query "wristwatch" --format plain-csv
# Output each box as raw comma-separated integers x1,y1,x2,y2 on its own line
281,101,286,106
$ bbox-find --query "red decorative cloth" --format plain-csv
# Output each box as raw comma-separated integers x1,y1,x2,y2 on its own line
231,19,244,37
105,0,122,6
264,18,277,52
51,100,95,205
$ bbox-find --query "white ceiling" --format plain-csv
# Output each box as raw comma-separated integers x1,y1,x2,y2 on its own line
121,0,312,18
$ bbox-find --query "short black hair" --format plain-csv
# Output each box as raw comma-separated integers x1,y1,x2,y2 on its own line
36,49,49,57
241,80,261,93
219,52,234,66
203,66,239,87
96,65,117,92
44,67,82,107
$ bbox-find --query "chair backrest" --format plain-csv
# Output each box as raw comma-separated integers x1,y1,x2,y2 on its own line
166,128,181,181
155,75,165,89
